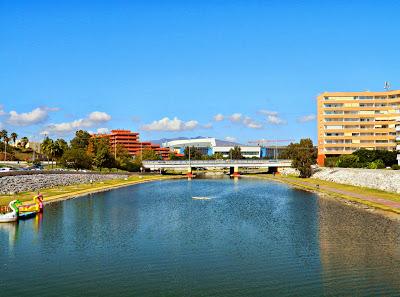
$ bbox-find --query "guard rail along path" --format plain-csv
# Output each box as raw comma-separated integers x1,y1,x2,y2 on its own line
142,159,292,174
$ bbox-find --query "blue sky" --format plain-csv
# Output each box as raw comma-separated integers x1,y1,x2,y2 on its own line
0,0,399,144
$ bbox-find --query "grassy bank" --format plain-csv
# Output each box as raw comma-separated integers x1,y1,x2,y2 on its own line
251,174,400,215
0,175,181,206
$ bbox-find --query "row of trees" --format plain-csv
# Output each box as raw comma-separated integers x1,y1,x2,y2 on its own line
0,129,30,161
170,146,244,160
40,130,164,171
0,130,29,147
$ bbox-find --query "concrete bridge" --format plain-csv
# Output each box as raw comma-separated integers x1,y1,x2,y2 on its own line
142,159,292,176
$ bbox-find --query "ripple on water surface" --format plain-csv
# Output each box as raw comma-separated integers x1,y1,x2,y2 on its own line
1,178,400,297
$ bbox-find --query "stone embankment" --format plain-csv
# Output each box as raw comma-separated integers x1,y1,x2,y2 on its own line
312,168,400,193
0,173,128,195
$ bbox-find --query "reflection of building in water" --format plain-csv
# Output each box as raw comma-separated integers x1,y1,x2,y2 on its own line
318,198,400,295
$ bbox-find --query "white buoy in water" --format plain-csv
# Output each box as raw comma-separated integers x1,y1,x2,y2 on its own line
192,196,212,200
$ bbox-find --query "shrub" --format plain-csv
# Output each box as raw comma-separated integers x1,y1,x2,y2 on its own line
353,149,397,167
391,164,400,170
367,159,385,169
324,157,339,168
336,155,359,168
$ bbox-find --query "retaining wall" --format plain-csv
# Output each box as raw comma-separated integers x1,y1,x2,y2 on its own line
0,173,128,195
312,167,400,193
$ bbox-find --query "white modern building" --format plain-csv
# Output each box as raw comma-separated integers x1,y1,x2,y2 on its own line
162,137,263,158
213,146,261,158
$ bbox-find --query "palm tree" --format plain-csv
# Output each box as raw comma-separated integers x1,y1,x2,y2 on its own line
0,130,8,161
20,137,29,148
3,136,9,161
10,132,18,146
42,137,55,168
0,129,7,141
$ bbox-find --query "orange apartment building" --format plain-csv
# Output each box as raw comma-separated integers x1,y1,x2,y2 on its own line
92,129,171,160
317,90,400,165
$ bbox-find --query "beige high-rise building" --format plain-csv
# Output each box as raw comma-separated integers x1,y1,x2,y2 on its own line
317,90,400,165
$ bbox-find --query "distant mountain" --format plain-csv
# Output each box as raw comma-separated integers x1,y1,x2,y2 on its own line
150,136,242,147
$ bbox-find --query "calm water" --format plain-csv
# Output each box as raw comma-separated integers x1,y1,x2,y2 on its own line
1,178,400,296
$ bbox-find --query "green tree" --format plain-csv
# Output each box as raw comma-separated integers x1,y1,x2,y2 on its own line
94,143,115,171
367,159,385,169
0,129,8,141
20,137,29,148
10,132,18,145
0,130,7,161
140,149,161,161
41,137,55,167
114,145,139,171
60,148,92,170
54,139,68,159
229,146,243,160
184,146,203,160
169,153,184,160
2,136,10,161
336,154,359,168
283,138,317,178
89,138,115,171
212,152,224,160
70,130,91,150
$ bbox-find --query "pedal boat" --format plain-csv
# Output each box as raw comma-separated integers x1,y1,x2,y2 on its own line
18,194,43,214
0,200,19,223
17,194,44,219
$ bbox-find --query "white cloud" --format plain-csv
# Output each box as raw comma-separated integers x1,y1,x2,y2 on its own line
87,111,111,122
259,109,287,125
225,136,237,142
298,114,316,123
203,123,213,129
227,113,262,129
214,113,224,122
7,107,58,126
229,113,242,122
243,116,263,129
258,109,278,116
141,117,199,131
266,115,287,125
96,127,109,134
44,111,112,134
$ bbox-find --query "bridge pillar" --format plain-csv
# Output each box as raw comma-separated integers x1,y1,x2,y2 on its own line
230,165,240,177
186,166,194,178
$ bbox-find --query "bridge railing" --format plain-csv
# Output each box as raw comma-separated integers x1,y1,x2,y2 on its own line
143,159,292,165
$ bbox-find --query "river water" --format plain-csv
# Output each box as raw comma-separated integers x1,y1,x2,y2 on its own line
1,178,400,296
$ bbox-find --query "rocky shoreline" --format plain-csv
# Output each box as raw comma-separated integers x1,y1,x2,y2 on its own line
0,173,129,195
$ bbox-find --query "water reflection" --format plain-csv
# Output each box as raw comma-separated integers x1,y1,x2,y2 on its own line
318,198,400,295
1,179,400,297
0,222,19,248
